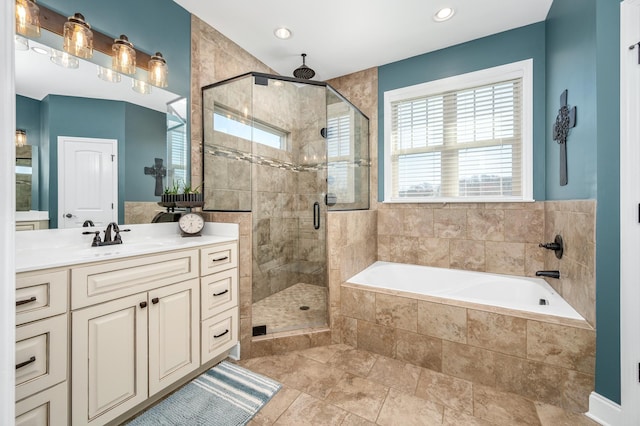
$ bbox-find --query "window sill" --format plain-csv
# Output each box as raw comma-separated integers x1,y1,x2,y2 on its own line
382,197,536,204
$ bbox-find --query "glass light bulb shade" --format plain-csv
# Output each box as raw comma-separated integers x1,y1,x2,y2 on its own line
112,35,136,75
433,7,455,21
63,13,93,58
132,79,152,94
15,0,40,38
97,66,121,83
15,130,27,147
50,49,79,69
15,35,29,51
147,52,168,88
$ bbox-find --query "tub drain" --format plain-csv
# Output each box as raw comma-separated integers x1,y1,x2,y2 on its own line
299,305,310,311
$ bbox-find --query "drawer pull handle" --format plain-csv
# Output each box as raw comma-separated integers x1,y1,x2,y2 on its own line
140,301,148,308
15,356,36,370
211,256,229,262
213,329,229,339
213,289,229,297
151,297,159,304
16,296,37,306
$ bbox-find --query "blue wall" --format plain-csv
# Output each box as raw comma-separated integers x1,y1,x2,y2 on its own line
377,22,547,201
545,0,597,199
16,95,41,209
124,103,167,202
38,0,191,98
595,0,621,405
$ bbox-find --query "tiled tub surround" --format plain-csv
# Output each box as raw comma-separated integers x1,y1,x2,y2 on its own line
340,283,595,413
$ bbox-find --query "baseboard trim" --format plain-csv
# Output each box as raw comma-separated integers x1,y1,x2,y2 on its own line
587,392,621,426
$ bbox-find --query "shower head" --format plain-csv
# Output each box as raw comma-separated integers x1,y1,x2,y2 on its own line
293,53,315,79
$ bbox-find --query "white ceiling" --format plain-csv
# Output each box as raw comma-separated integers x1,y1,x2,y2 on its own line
174,0,553,81
15,39,181,113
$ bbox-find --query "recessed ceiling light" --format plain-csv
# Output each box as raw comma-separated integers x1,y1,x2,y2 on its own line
433,7,455,22
31,46,49,55
274,27,292,40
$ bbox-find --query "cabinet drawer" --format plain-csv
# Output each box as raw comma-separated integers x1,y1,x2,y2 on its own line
200,243,237,276
71,249,199,309
16,270,68,326
16,381,68,426
201,269,238,320
16,314,67,401
201,308,238,364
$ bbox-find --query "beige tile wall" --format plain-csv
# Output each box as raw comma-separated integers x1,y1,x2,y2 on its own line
377,202,547,276
341,284,595,412
544,201,596,327
124,201,163,224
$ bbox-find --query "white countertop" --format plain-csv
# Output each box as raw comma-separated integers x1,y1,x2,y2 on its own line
16,211,49,221
15,222,239,273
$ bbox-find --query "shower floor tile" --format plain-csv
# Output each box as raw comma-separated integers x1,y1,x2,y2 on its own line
252,283,328,334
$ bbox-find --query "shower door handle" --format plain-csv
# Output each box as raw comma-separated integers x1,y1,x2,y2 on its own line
313,202,320,230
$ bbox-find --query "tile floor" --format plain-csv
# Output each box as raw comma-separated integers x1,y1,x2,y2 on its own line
252,283,328,334
240,344,599,426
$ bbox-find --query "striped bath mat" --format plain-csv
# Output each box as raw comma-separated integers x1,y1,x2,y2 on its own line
126,361,281,425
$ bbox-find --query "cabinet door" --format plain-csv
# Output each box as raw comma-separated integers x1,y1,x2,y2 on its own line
148,279,200,396
72,293,148,425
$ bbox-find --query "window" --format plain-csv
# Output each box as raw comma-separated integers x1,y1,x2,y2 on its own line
213,106,287,150
383,60,533,202
167,97,188,186
327,113,354,203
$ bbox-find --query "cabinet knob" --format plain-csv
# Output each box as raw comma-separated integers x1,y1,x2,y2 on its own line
151,297,159,304
139,301,148,308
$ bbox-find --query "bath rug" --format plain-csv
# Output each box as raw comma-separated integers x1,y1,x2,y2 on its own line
125,361,281,425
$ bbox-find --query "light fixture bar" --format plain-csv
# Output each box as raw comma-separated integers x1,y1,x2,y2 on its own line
37,4,152,70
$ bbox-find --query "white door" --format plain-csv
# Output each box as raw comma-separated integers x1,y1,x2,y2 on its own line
621,1,640,424
58,136,117,228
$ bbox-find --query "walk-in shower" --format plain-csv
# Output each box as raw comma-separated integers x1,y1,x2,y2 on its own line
202,72,369,336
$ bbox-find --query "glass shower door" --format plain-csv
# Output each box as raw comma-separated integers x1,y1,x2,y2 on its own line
250,76,328,335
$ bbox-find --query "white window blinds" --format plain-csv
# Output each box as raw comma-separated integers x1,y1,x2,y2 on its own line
384,60,533,203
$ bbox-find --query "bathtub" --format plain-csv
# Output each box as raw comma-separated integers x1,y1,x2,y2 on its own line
346,261,584,322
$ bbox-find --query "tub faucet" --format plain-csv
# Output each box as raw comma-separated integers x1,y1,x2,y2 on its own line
536,270,560,279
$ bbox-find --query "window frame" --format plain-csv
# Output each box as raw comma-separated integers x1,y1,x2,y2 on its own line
383,59,534,203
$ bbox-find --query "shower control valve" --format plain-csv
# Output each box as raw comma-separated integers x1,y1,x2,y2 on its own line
539,234,564,259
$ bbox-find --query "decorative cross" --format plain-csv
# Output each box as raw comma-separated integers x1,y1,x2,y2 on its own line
144,158,167,196
552,90,577,186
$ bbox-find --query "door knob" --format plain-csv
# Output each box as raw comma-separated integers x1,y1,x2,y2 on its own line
65,213,73,218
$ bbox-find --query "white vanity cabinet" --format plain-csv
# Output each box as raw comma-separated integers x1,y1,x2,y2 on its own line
200,242,239,364
15,227,240,426
15,269,69,426
71,250,201,425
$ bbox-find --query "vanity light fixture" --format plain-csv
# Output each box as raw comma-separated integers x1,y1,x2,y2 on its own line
97,66,121,83
147,52,168,87
15,0,40,38
433,7,455,22
274,27,292,40
132,79,152,94
15,129,27,147
112,35,136,75
63,13,93,58
50,48,79,69
15,35,29,51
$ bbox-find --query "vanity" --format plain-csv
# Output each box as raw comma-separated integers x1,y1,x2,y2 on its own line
14,222,239,425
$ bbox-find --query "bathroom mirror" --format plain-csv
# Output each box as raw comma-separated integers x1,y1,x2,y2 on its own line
15,34,188,228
